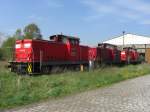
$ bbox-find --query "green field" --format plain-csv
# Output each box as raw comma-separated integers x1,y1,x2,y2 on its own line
0,62,150,109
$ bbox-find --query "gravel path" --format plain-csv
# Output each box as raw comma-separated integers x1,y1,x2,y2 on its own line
3,75,150,112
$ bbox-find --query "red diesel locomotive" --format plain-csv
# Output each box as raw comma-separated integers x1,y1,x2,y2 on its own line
9,35,91,74
120,47,140,64
97,43,121,64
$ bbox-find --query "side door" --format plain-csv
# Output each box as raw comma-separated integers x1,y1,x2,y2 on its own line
70,39,79,61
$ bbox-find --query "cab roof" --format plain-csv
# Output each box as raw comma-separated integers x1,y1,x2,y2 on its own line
50,34,80,41
98,43,117,47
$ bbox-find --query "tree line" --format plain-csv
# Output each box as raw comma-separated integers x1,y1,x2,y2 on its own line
0,23,42,60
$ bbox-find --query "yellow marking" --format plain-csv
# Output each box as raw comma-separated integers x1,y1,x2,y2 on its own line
27,63,32,73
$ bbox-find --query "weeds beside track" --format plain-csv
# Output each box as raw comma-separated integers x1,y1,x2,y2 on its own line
0,62,150,109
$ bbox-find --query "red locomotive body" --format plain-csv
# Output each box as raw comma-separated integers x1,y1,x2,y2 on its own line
98,43,121,64
10,35,90,74
88,47,97,61
88,43,121,66
15,39,32,62
121,47,139,64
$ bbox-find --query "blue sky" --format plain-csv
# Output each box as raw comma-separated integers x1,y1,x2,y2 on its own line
1,0,150,45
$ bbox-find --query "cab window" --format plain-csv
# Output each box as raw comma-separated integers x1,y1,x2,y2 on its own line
62,38,68,44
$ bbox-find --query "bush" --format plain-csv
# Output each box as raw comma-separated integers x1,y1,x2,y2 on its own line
0,48,3,60
1,37,15,60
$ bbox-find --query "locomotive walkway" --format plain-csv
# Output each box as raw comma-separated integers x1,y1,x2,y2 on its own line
4,75,150,112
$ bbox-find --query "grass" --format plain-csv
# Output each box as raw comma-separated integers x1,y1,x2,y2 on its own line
0,62,150,109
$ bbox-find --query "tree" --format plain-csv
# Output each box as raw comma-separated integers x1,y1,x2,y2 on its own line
0,32,8,60
14,29,23,39
0,48,3,60
1,37,16,60
0,23,43,60
23,23,42,39
0,32,6,47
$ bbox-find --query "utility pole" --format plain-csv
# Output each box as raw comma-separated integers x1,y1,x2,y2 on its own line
122,31,125,49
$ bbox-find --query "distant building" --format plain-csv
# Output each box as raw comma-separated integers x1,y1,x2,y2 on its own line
103,34,150,54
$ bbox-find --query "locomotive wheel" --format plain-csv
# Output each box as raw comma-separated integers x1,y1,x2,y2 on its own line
51,66,61,73
41,66,50,74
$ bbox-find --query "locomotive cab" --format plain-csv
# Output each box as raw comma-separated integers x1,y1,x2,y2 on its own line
50,34,79,45
50,34,80,61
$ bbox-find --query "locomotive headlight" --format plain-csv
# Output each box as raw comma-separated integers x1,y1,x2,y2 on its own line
15,44,21,49
121,52,126,55
24,43,31,48
27,57,30,61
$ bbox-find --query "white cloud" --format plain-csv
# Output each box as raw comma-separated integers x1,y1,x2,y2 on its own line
84,15,104,22
82,0,150,25
45,0,63,8
114,0,150,15
8,29,16,34
140,20,150,25
28,14,45,22
83,0,116,13
26,1,63,23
